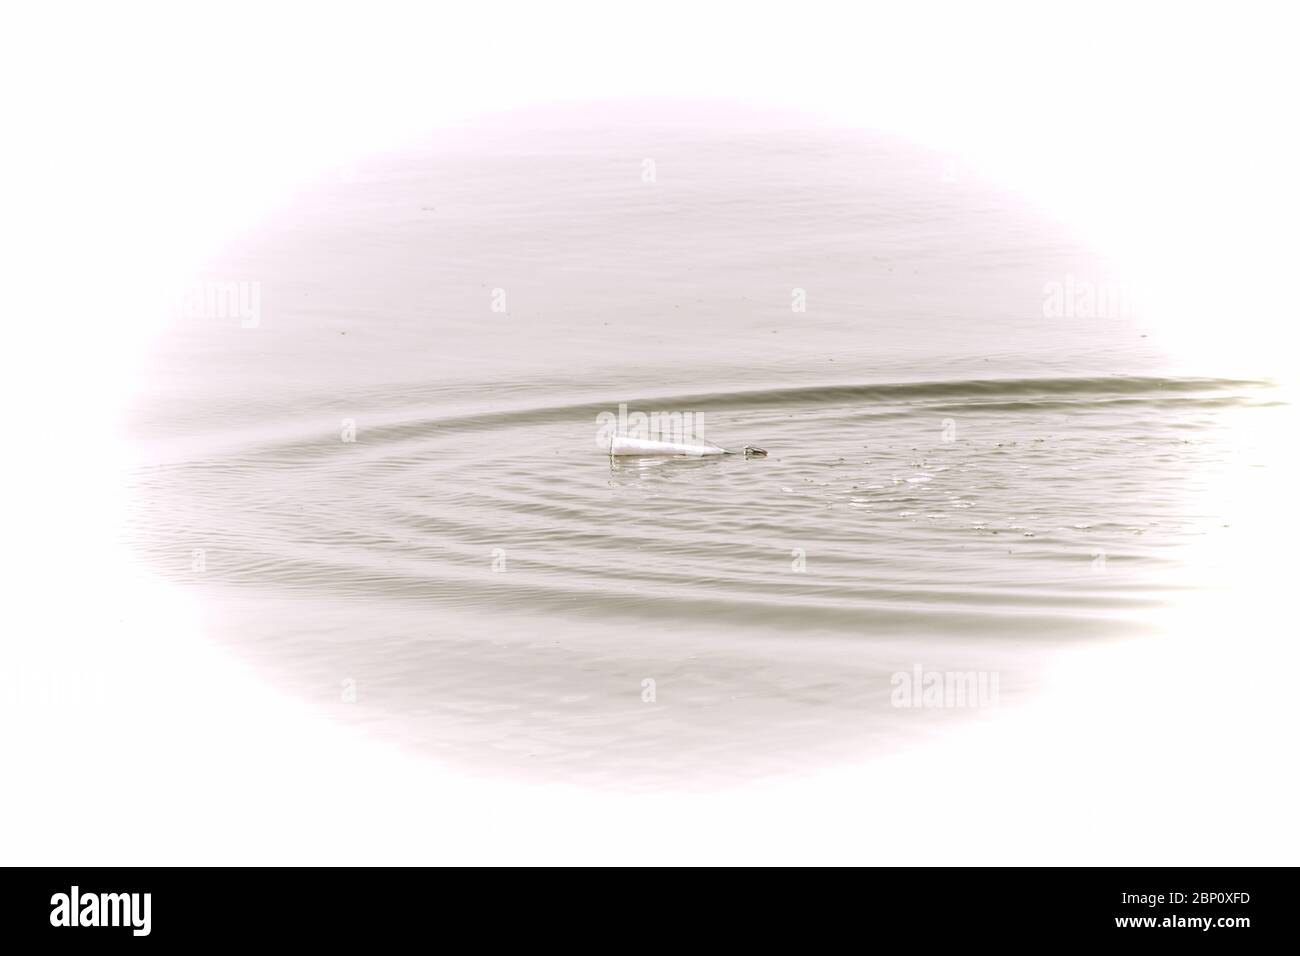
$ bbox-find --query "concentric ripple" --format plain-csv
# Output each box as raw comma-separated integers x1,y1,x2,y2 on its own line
123,373,1274,784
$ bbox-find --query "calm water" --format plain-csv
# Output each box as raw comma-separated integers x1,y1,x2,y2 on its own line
126,108,1277,787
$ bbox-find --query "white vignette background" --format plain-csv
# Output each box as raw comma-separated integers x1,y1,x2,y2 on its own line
4,0,1298,865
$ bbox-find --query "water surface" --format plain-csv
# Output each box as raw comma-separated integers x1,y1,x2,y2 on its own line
126,108,1274,786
